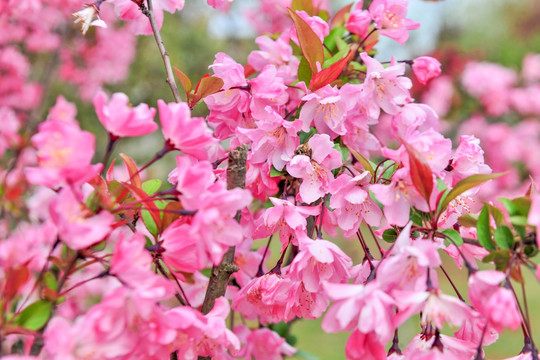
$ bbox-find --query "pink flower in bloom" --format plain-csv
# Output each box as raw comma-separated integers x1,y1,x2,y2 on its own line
371,168,429,226
376,223,441,292
346,4,372,38
245,161,281,201
322,282,395,344
360,52,412,115
47,96,78,123
345,329,387,360
49,187,115,250
390,103,440,140
93,90,157,138
110,231,175,299
468,270,522,333
262,197,320,251
209,52,247,89
287,134,343,204
158,100,217,160
328,172,383,233
25,120,101,189
168,155,216,200
421,75,454,117
412,56,442,85
233,324,296,360
238,110,301,171
249,65,289,121
299,85,352,138
232,273,295,324
287,237,352,292
369,0,420,44
113,0,185,35
454,316,499,347
161,220,206,273
248,34,299,83
444,135,491,187
393,289,477,330
403,334,476,360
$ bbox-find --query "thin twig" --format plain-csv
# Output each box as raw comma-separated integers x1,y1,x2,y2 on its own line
142,0,181,102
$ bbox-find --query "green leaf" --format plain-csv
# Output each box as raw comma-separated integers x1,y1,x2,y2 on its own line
333,143,349,163
436,178,447,192
297,56,313,84
310,48,354,91
15,301,52,331
498,197,518,216
142,179,162,196
487,204,505,226
323,27,346,53
298,127,316,144
439,173,506,213
494,225,514,250
349,148,375,177
457,214,478,228
482,250,510,271
43,272,57,291
477,205,495,251
510,215,529,226
524,245,538,257
382,228,398,243
142,209,158,237
270,166,286,178
441,228,464,246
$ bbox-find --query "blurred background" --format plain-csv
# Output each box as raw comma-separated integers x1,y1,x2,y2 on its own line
36,0,540,358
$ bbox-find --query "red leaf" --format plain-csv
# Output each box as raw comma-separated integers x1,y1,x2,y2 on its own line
331,3,353,28
288,8,324,74
119,153,142,189
4,266,30,301
309,47,355,91
161,201,183,230
244,64,256,78
174,67,192,94
402,141,434,207
192,75,224,107
122,182,163,232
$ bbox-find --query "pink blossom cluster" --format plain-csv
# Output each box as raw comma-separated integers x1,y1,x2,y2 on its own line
0,0,538,360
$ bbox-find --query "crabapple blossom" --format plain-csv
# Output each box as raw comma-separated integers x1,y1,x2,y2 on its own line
369,0,420,44
93,91,157,138
412,56,442,85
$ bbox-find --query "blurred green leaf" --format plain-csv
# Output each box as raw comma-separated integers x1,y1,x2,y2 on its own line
477,205,495,251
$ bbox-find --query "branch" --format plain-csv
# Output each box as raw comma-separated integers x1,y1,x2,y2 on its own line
142,0,181,103
200,145,248,316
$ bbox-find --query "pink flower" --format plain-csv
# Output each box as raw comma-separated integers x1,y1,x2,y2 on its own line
412,56,442,85
262,197,320,251
25,120,101,188
287,134,342,204
369,0,420,44
468,270,522,333
113,0,185,35
49,187,115,250
232,273,295,324
345,329,387,360
168,155,216,199
158,100,217,160
93,90,157,138
522,53,540,83
346,5,372,38
249,65,289,121
47,96,78,123
209,52,247,89
328,172,383,233
0,107,21,157
421,75,454,117
233,325,296,360
248,34,299,83
287,237,352,292
322,282,395,344
360,53,412,115
444,135,491,187
299,85,352,138
161,220,206,273
238,110,301,171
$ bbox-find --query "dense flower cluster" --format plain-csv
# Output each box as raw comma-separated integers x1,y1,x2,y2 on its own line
0,0,539,359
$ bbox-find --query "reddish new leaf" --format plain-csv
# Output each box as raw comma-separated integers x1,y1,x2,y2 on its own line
119,153,142,189
174,67,192,94
161,201,183,230
309,47,355,91
4,265,30,301
288,8,324,74
122,182,163,232
402,141,434,206
244,64,256,78
331,3,353,28
192,74,224,106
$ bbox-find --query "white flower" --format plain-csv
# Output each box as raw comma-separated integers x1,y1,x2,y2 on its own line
72,4,107,35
